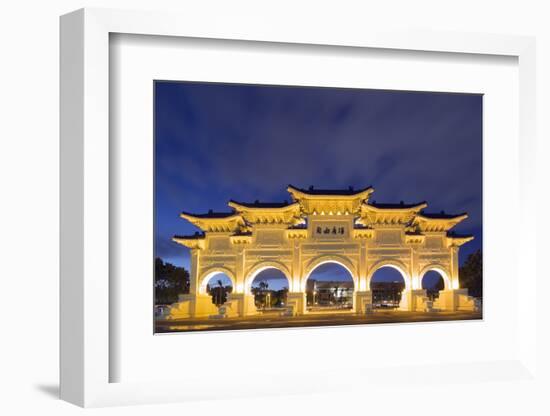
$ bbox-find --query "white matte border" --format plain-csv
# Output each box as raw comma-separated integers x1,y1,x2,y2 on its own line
60,8,538,408
111,34,518,384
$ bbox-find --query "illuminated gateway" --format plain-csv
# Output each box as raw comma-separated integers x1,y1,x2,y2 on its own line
168,185,477,319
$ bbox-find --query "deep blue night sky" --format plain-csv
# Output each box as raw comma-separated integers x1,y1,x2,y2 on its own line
154,81,482,290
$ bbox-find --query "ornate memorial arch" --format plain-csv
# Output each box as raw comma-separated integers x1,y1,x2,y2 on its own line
167,185,477,319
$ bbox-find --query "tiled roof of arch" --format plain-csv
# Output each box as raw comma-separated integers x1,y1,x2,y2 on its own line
368,201,427,209
287,184,374,196
174,186,471,236
228,200,297,209
180,210,238,219
173,232,205,240
418,211,468,219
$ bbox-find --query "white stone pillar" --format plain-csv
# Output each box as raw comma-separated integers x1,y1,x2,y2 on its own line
399,289,429,311
284,239,307,316
291,240,302,292
410,247,421,290
450,246,460,289
286,292,307,316
354,291,373,314
225,292,257,317
358,240,368,291
434,288,477,311
226,247,257,317
188,249,200,295
234,247,246,293
184,249,204,319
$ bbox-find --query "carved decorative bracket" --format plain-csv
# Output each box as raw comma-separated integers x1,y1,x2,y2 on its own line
229,234,253,245
353,229,374,239
286,229,308,239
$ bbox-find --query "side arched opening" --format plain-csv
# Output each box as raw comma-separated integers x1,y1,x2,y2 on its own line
421,268,451,301
200,272,234,306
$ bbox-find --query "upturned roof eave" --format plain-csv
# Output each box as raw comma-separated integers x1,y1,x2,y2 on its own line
286,184,374,200
179,211,243,222
363,201,428,212
415,213,468,222
227,200,301,212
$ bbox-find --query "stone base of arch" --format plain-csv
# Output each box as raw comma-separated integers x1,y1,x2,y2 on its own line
225,293,258,317
285,292,307,316
433,289,478,312
166,292,259,319
354,291,373,314
166,294,219,319
163,289,478,320
399,290,430,312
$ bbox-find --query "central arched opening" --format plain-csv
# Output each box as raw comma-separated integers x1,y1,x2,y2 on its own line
306,262,355,311
422,270,447,300
204,273,233,306
250,268,290,311
370,266,406,309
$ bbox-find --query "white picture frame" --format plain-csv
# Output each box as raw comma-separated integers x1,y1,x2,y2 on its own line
60,8,539,408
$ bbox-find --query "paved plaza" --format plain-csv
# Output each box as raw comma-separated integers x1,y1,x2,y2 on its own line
155,309,482,333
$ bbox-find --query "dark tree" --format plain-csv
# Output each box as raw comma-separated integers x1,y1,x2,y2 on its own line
459,249,483,298
273,287,288,307
209,279,231,306
426,276,445,300
252,281,270,308
154,257,190,304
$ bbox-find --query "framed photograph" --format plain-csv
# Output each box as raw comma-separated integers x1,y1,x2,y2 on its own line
153,80,483,335
60,8,538,408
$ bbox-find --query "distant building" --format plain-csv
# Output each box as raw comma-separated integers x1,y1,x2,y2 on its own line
306,279,354,307
371,281,405,308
